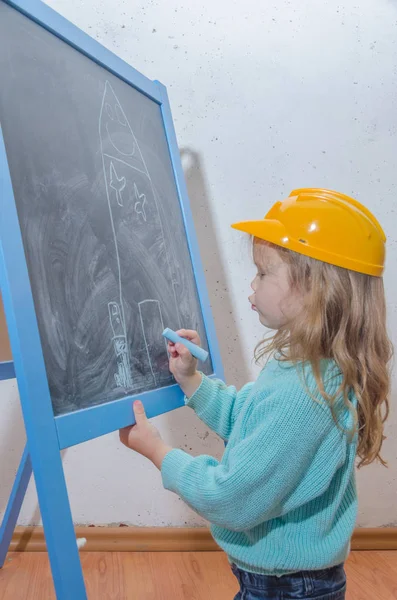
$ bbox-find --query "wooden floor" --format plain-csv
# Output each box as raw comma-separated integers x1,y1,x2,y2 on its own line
0,551,396,599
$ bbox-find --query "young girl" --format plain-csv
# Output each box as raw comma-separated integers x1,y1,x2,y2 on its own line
119,188,392,600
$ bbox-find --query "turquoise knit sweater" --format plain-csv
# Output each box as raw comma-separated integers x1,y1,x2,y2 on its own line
161,359,358,576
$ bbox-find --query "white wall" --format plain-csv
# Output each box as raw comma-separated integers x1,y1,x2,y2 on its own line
1,0,396,528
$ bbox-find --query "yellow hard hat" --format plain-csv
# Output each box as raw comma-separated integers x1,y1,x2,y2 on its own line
231,188,386,277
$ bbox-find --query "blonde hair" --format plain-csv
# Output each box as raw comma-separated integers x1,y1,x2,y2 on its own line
253,238,393,468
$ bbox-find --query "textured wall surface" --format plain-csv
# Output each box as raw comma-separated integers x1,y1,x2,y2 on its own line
1,0,396,527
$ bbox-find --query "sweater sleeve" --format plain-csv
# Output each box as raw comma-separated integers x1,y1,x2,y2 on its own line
183,373,254,441
162,386,346,531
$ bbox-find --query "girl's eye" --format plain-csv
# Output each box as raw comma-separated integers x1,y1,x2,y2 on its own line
257,272,266,279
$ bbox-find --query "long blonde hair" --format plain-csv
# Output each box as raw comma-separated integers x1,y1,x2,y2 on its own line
253,238,393,468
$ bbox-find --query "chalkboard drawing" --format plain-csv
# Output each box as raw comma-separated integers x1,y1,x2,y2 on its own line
109,161,126,207
134,182,147,221
138,299,170,386
99,80,182,390
100,89,134,390
108,302,133,388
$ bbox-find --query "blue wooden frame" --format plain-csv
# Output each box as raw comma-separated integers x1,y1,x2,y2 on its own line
0,0,224,450
0,0,224,597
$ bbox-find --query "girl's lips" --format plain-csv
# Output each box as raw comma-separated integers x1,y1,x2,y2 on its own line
251,304,257,311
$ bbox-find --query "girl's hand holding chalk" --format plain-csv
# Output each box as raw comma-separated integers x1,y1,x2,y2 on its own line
164,328,202,381
163,329,204,399
162,328,208,362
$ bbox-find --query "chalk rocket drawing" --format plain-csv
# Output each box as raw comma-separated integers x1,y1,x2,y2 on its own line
99,84,135,389
99,80,181,389
134,182,147,221
108,301,132,387
110,162,126,207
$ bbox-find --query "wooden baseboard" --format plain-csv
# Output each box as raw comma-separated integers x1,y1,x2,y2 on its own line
10,526,218,553
9,526,397,553
351,527,397,550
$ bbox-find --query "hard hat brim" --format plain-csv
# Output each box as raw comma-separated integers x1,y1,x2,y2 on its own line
231,219,384,276
231,219,289,247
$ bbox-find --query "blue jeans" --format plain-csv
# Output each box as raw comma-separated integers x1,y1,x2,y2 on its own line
231,562,346,599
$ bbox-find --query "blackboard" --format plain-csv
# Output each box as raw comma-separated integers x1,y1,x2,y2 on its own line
0,2,213,416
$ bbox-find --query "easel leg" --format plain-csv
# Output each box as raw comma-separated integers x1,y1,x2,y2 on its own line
0,443,31,567
0,442,87,598
33,448,88,599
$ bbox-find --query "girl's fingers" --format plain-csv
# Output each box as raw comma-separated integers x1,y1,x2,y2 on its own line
175,329,201,345
167,341,188,359
176,328,196,338
133,400,146,424
167,342,178,356
175,343,190,355
175,344,197,363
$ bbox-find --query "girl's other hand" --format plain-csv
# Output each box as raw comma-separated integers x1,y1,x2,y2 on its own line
119,400,172,469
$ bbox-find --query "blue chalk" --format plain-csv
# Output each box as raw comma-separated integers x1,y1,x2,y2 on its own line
162,328,209,362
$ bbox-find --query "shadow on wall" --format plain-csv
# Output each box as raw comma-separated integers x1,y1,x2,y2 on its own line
179,147,251,386
157,147,251,455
